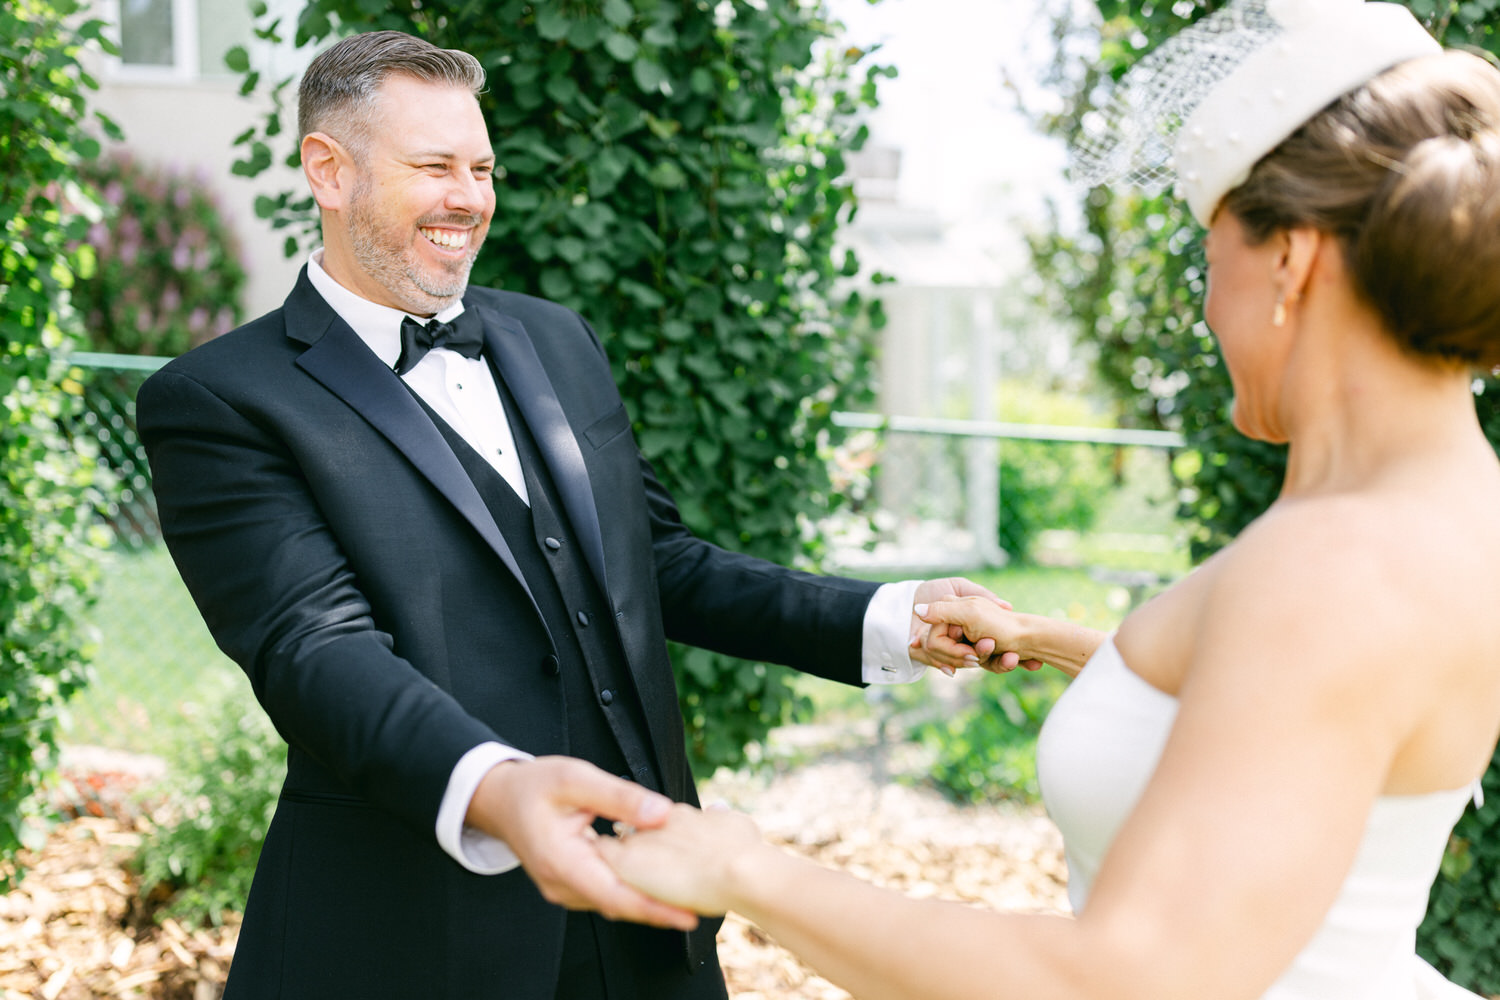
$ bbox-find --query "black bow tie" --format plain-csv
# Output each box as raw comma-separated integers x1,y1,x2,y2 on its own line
394,311,484,375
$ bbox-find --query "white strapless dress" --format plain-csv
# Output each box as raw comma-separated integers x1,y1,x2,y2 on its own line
1036,636,1483,1000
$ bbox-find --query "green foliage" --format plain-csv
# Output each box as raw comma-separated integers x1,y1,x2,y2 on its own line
997,381,1115,562
70,153,247,356
910,669,1068,803
131,695,286,928
1418,744,1500,988
232,0,886,774
1032,2,1500,990
0,0,120,883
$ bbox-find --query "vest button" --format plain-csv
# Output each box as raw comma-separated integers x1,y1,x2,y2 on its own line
544,537,561,551
577,610,590,627
599,688,615,706
541,654,560,676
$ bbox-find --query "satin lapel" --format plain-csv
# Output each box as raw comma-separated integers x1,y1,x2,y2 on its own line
477,304,609,591
289,301,535,603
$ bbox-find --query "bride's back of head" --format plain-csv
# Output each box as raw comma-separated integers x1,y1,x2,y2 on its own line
1224,50,1500,368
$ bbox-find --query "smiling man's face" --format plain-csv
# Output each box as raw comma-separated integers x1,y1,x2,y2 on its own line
335,73,495,316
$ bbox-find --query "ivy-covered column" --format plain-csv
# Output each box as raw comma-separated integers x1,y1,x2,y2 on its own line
0,0,120,878
233,0,889,774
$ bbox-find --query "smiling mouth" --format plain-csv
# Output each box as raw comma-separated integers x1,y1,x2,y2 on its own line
420,227,469,250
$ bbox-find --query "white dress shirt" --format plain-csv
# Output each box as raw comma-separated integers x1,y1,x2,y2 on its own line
305,251,927,874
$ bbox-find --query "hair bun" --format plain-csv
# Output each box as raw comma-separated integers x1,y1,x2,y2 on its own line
1356,124,1500,365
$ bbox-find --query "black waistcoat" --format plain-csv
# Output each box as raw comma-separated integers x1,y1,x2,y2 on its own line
412,366,661,792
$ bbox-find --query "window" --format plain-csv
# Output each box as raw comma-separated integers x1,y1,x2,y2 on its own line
110,0,288,80
118,0,176,68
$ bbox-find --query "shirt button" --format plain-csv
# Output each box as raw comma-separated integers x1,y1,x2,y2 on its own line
599,689,615,706
541,654,560,676
544,537,561,551
577,611,590,627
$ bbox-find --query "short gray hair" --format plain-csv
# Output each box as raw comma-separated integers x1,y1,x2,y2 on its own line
297,30,485,158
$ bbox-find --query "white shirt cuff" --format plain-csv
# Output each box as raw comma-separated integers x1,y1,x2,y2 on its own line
435,741,533,874
861,580,926,685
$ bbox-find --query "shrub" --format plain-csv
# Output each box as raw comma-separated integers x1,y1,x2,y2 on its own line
232,0,887,774
997,381,1115,563
910,668,1068,803
131,693,286,928
0,0,119,883
71,152,247,356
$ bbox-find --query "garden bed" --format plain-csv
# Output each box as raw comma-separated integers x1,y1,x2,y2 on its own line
1,728,1067,999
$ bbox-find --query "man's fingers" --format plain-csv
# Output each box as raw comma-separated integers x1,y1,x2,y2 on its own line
552,760,673,830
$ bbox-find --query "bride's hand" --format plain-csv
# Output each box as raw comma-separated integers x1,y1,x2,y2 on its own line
597,803,768,917
917,597,1044,673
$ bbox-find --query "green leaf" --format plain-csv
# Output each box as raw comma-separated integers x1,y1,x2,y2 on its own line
631,57,670,94
224,45,251,73
603,32,639,62
642,22,676,47
645,159,687,189
545,74,580,105
602,0,633,27
536,7,570,41
566,18,606,49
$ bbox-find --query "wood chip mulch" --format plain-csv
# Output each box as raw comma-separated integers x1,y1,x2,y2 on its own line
0,737,1068,1000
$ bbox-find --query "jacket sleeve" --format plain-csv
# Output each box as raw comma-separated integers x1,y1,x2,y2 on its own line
137,366,500,834
640,449,879,687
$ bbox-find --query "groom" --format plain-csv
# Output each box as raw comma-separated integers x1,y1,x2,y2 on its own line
138,29,992,1000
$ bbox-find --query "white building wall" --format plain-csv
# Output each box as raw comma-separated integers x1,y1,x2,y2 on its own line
87,77,305,320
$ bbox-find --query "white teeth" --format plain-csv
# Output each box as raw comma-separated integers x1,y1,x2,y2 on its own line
421,228,468,249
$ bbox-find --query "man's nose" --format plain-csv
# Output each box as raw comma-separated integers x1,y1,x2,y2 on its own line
445,169,492,214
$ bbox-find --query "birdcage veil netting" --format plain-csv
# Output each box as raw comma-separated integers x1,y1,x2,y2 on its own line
1069,1,1285,194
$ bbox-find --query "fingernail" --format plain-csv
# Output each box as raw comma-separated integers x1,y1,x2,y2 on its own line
940,665,955,677
913,603,929,617
638,794,671,823
964,655,979,666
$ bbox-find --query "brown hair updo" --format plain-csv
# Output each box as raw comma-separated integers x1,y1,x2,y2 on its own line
1221,50,1500,367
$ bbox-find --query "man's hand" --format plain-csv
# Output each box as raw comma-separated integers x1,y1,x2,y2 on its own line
465,756,699,930
907,577,1012,674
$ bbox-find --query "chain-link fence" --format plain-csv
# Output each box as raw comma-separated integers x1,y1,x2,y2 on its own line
63,354,1189,754
66,355,244,756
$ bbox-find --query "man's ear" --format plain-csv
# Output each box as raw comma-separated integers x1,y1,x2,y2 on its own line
301,132,352,212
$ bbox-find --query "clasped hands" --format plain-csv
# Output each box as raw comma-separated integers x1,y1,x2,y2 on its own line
472,582,1040,929
908,578,1044,675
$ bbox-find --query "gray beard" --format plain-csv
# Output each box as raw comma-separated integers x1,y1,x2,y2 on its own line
346,188,476,313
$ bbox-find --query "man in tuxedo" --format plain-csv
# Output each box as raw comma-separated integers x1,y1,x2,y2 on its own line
138,29,993,999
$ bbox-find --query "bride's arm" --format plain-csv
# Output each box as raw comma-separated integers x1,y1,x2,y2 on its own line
918,597,1105,677
605,516,1442,1000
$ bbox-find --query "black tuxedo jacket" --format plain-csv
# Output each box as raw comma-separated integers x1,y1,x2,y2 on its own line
137,270,879,998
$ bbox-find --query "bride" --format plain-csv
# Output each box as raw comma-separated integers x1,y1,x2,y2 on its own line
599,2,1500,998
